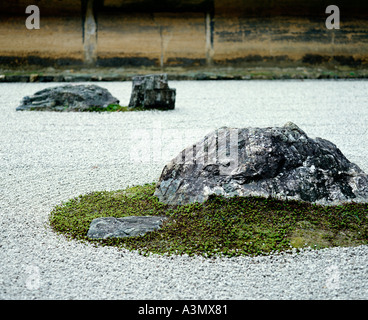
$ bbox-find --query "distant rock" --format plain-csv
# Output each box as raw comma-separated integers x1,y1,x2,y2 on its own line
16,84,119,111
154,122,368,205
128,74,176,110
87,216,168,239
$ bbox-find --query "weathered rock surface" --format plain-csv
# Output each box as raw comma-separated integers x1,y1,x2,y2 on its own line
87,216,168,239
16,84,119,111
154,122,368,205
128,74,176,110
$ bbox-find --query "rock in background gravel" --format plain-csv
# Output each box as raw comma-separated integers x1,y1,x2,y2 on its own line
128,74,176,110
16,84,119,111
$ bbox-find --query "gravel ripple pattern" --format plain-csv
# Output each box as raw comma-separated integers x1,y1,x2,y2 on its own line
1,80,368,299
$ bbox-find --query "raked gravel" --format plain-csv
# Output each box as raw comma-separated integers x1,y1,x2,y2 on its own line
0,80,368,300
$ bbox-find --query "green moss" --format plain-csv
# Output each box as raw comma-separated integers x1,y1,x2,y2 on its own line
86,104,147,112
49,183,368,257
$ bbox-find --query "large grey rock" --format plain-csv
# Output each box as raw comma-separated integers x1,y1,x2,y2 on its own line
16,84,119,111
87,216,168,239
154,122,368,205
128,74,176,110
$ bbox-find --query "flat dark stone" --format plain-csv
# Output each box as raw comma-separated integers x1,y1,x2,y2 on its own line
87,216,168,239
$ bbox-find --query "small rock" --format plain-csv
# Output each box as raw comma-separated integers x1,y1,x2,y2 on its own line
128,74,176,110
87,216,168,239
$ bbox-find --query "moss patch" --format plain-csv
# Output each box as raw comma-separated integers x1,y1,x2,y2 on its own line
86,104,146,112
49,183,368,257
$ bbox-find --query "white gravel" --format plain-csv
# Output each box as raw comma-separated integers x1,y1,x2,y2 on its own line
0,80,368,300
